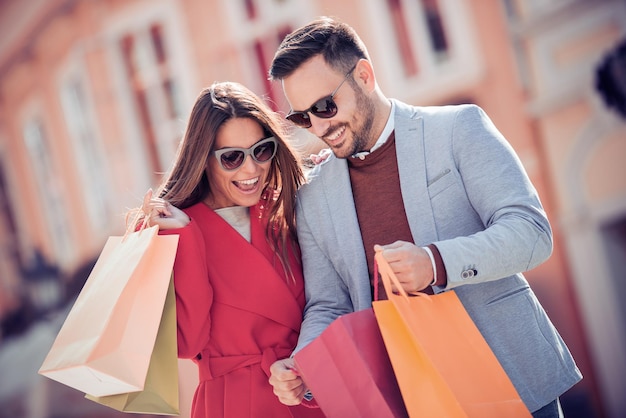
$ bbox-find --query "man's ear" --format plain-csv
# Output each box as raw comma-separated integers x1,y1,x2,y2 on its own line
354,59,377,93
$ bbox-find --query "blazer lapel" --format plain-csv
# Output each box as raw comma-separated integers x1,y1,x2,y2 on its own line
393,100,439,246
319,157,369,277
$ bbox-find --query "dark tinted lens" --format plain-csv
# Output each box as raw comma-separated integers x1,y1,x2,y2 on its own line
220,150,245,170
253,140,276,162
286,112,311,128
310,97,337,117
286,96,338,128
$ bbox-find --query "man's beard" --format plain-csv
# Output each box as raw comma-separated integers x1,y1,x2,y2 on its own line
341,85,376,158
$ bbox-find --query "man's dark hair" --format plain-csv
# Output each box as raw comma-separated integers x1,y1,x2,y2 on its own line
269,16,370,80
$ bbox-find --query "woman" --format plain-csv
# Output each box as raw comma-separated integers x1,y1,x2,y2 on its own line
139,82,324,418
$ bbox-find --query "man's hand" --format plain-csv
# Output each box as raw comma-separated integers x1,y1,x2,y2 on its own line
374,241,434,293
268,358,309,406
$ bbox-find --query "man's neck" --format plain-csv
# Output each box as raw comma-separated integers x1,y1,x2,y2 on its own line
353,98,394,159
366,96,393,151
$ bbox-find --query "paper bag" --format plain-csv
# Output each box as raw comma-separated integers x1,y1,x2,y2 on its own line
85,277,179,415
372,251,531,417
294,309,408,418
39,225,179,397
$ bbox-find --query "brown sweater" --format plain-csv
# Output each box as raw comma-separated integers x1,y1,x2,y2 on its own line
348,132,447,300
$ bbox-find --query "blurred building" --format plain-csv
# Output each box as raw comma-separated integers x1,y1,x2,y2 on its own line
0,0,624,417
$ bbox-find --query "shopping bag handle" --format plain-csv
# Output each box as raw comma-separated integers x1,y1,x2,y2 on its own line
374,251,429,303
122,208,152,242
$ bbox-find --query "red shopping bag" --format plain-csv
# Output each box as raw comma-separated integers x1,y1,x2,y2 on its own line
294,309,408,418
38,225,178,397
372,251,531,417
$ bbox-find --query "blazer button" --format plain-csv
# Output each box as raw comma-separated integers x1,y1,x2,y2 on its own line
461,269,477,279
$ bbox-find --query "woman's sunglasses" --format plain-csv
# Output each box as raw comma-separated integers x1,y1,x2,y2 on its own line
285,64,357,128
213,137,277,171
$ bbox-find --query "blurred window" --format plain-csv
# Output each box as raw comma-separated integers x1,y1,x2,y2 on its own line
120,23,182,179
22,119,73,263
378,0,482,99
227,0,302,110
0,158,20,323
59,77,111,230
601,217,626,327
243,0,257,20
386,0,451,77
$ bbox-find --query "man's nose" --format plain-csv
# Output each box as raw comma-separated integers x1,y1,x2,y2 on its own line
308,116,330,138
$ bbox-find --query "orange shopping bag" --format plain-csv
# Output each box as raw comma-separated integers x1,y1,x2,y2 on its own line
38,224,179,397
372,251,531,418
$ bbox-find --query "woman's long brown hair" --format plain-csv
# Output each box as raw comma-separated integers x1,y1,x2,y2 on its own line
153,81,304,280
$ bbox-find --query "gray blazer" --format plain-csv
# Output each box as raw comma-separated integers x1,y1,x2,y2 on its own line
294,100,582,412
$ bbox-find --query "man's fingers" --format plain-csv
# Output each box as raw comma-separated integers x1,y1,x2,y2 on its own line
268,358,305,406
374,241,409,261
272,380,306,406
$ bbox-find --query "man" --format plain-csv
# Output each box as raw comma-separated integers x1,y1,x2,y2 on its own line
268,17,582,417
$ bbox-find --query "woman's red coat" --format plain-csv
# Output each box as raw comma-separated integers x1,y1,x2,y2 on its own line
161,202,324,418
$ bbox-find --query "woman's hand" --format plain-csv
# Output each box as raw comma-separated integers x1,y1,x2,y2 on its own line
310,148,332,165
141,188,190,230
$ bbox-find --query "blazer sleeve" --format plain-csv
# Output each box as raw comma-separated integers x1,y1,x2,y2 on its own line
432,105,553,286
160,219,213,359
294,195,354,353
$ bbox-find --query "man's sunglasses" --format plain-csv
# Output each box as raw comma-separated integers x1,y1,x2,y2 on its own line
213,137,277,171
285,64,357,128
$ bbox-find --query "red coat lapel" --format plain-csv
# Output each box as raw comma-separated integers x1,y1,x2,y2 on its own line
192,203,304,333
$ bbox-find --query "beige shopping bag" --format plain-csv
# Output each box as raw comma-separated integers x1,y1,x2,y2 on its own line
38,225,179,397
85,277,179,415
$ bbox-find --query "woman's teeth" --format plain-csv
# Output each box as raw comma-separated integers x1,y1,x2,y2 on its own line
235,177,259,191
